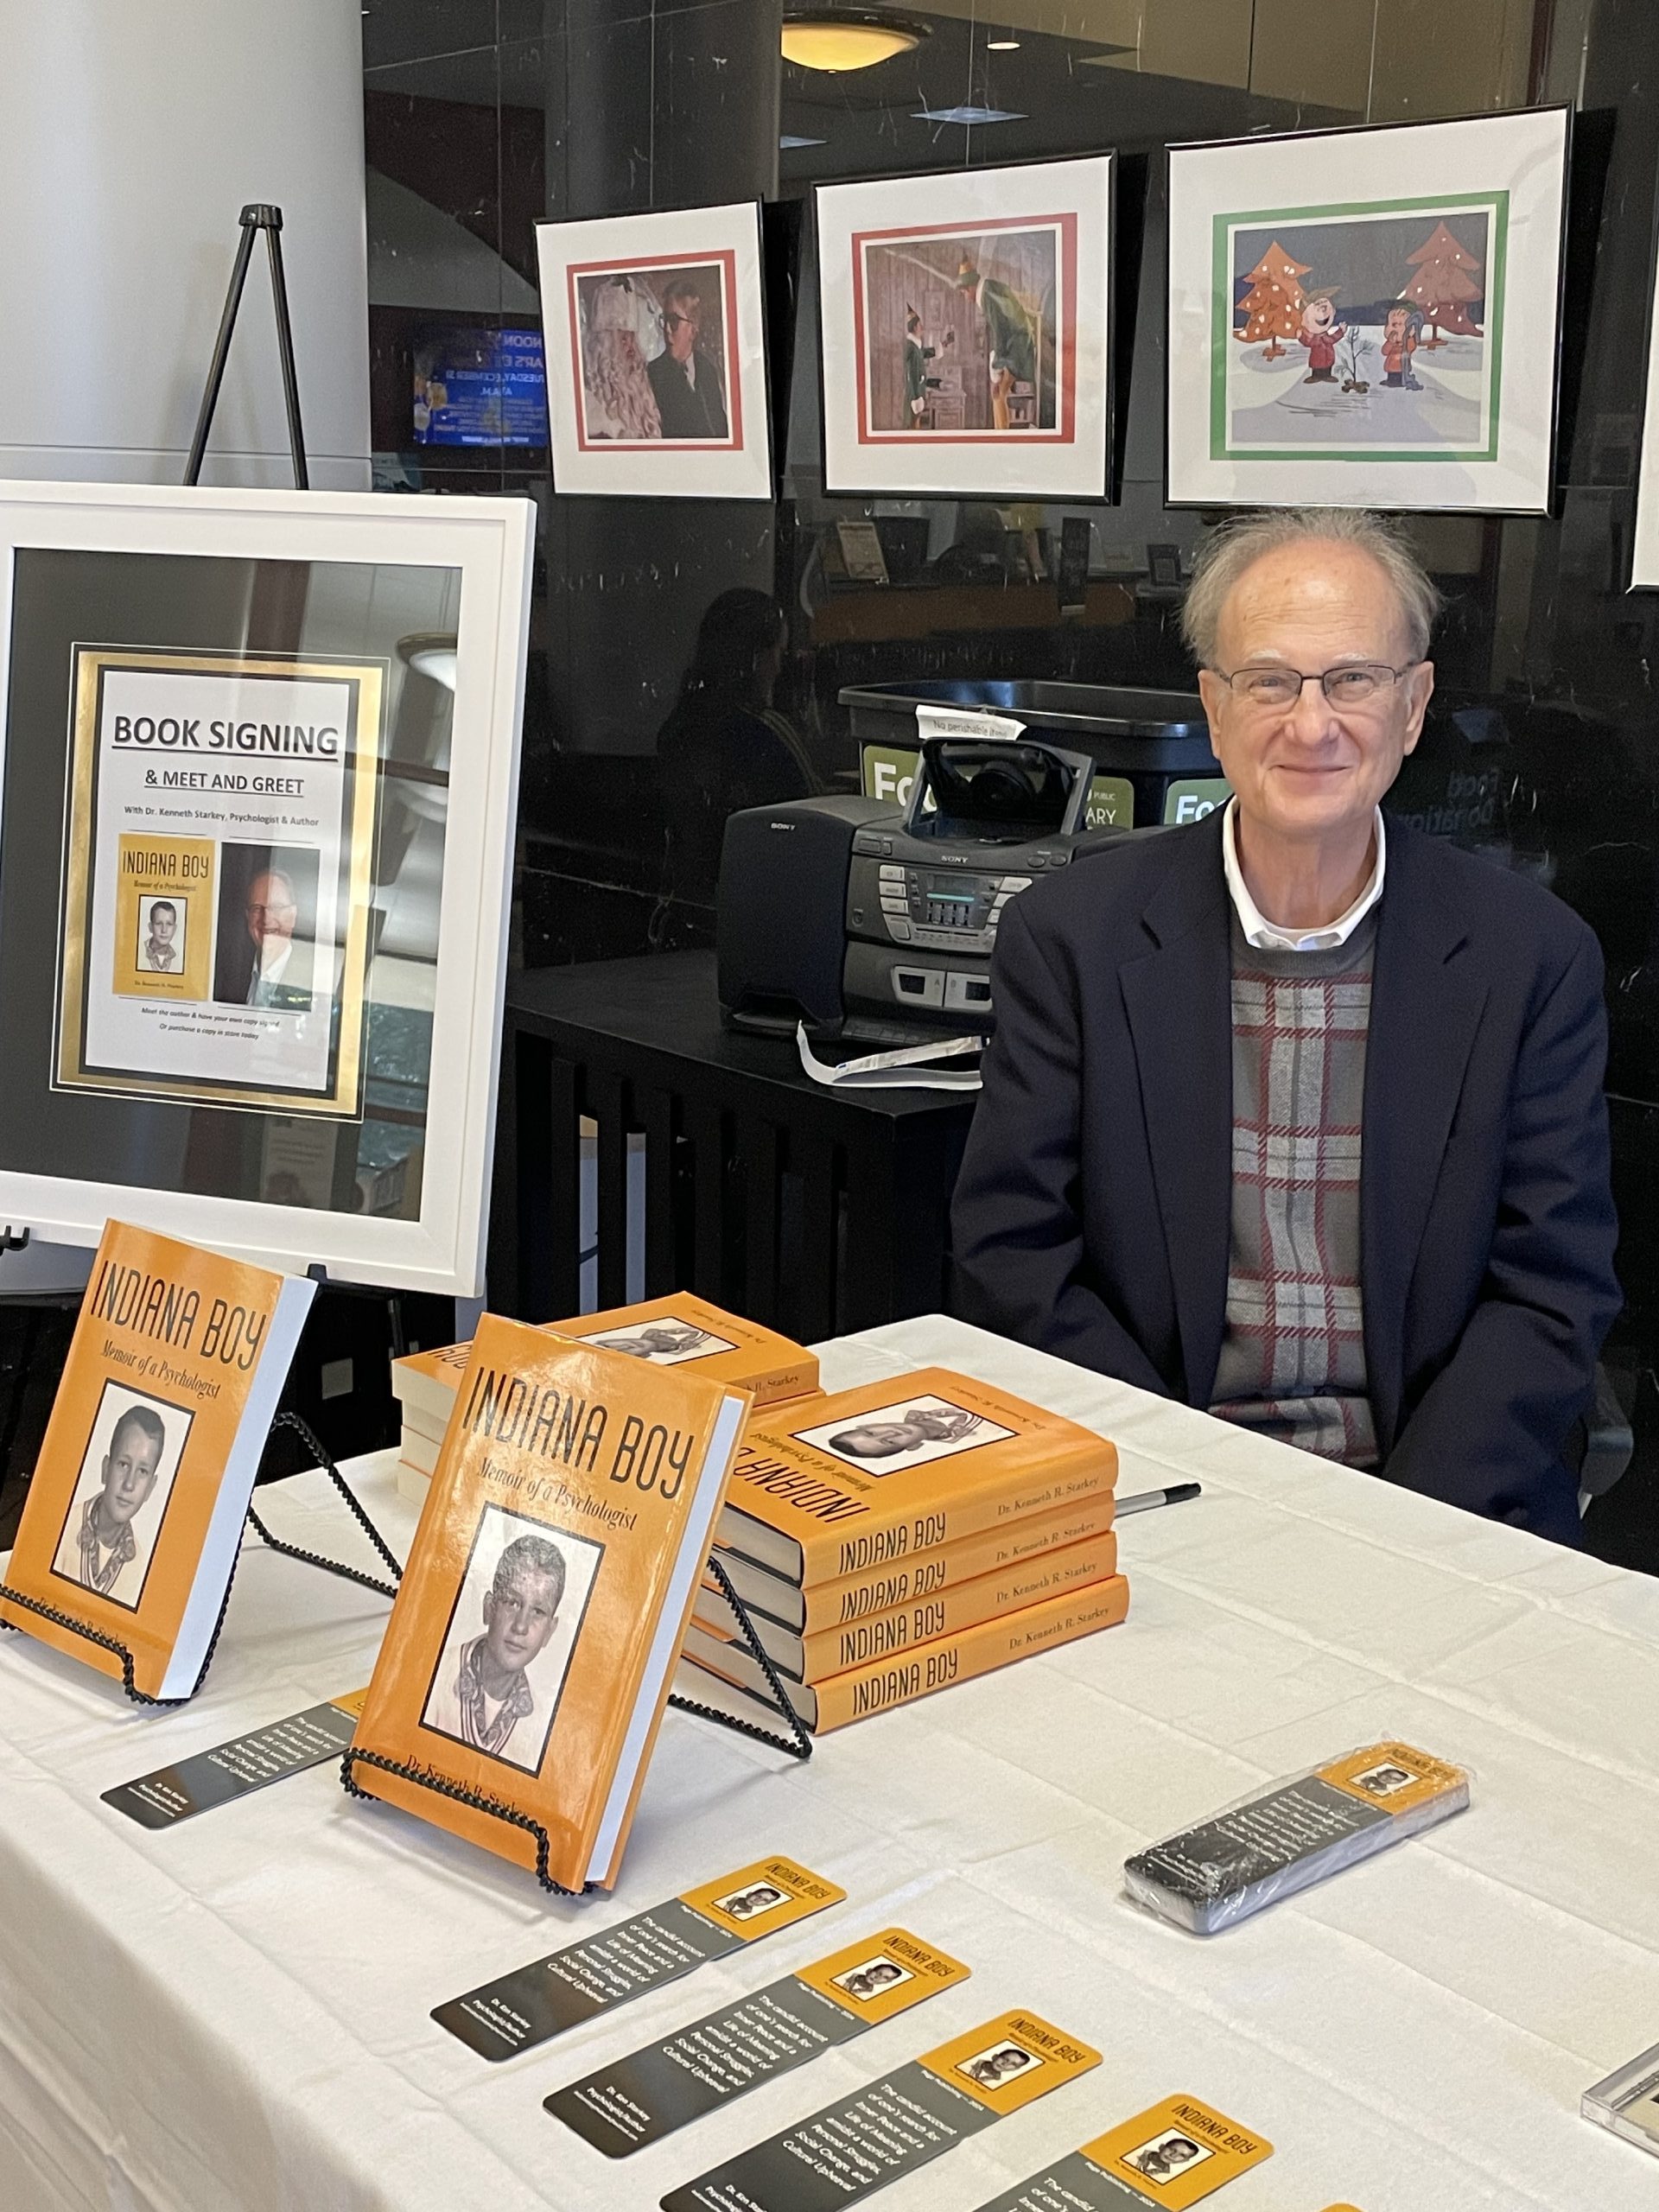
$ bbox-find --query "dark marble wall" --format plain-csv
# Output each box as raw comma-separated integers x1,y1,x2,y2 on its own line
361,0,1659,1566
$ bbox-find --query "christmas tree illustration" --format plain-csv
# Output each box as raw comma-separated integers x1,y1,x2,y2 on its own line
1234,242,1311,360
1401,221,1484,348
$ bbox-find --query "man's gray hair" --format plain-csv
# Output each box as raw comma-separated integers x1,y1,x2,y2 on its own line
1180,509,1441,668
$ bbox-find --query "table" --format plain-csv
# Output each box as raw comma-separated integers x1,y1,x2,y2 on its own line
491,951,973,1340
5,1314,1659,2212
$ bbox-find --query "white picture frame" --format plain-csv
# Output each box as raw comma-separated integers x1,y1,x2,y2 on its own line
0,479,534,1297
535,200,774,500
1166,106,1572,514
816,154,1115,501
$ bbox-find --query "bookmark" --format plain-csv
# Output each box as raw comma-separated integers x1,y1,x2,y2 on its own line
550,1928,969,2154
968,2094,1272,2209
101,1690,366,1827
433,1855,845,2060
660,2009,1099,2212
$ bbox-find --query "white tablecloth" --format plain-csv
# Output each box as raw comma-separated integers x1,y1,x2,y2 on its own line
4,1313,1659,2212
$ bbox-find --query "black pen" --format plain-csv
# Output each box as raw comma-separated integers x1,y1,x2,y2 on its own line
1115,1482,1202,1516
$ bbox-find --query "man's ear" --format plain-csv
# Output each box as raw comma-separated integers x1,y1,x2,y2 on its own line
1402,657,1436,754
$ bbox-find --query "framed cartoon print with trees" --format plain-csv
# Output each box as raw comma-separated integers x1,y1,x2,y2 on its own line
1166,107,1572,514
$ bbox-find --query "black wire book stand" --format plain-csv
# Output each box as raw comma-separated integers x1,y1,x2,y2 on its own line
340,1552,813,1897
0,1413,402,1707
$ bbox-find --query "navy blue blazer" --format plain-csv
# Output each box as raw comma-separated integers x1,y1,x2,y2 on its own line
950,808,1621,1543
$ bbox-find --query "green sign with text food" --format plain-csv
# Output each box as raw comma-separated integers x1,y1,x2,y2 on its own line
1163,777,1231,824
861,745,1136,830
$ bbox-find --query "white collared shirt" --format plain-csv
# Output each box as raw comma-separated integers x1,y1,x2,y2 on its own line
1221,798,1386,952
247,938,293,1006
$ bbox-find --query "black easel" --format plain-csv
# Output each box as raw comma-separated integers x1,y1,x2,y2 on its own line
185,203,308,490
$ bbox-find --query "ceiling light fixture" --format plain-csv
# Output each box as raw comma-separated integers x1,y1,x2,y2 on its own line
781,9,929,72
987,24,1021,48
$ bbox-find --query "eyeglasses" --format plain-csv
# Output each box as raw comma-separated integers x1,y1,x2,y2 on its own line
1212,662,1421,709
662,310,698,333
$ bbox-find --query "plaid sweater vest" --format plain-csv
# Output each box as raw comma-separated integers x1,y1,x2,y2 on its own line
1209,909,1378,1468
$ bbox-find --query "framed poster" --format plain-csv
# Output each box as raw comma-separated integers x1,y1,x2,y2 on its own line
1166,106,1571,513
816,154,1115,500
534,200,773,499
56,647,383,1116
0,480,534,1297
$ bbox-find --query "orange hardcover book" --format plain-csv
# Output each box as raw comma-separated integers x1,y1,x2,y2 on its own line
349,1313,751,1890
0,1221,315,1700
695,1527,1121,1683
716,1368,1117,1586
680,1573,1130,1733
709,1488,1119,1636
391,1294,817,1430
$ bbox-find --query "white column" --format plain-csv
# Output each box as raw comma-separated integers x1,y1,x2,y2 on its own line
0,0,371,488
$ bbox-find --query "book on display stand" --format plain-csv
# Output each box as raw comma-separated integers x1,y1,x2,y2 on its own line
0,1221,392,1703
346,1313,810,1896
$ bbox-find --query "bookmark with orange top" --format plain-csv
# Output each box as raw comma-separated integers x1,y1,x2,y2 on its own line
0,1220,315,1700
969,2094,1273,2209
661,2010,1100,2212
346,1314,753,1891
435,1853,844,2060
1125,1742,1471,1933
549,1928,970,2154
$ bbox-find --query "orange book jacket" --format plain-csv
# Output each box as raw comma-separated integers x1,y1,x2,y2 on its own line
350,1313,750,1890
719,1367,1118,1586
686,1574,1131,1732
1,1222,308,1698
710,1486,1119,1636
699,1526,1122,1683
391,1294,817,1428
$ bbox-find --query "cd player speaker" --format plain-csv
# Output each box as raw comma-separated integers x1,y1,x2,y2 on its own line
717,796,883,1033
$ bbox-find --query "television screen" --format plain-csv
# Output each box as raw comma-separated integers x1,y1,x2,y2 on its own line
413,326,548,448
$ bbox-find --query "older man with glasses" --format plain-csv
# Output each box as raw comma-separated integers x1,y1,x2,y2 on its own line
952,508,1619,1543
645,280,729,442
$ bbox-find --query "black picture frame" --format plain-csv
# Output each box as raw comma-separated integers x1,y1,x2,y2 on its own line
813,151,1118,506
1162,104,1575,518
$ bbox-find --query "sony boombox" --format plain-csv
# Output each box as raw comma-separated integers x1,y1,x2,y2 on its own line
716,734,1131,1039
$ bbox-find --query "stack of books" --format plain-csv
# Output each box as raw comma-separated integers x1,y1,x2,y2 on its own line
390,1294,819,1503
676,1366,1127,1733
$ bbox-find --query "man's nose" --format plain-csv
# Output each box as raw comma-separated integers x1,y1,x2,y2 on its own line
1283,676,1339,743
